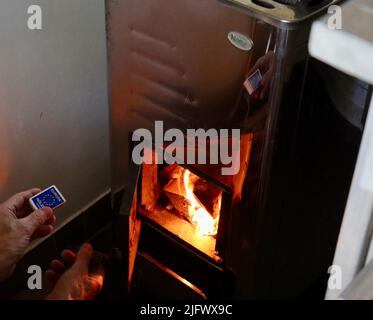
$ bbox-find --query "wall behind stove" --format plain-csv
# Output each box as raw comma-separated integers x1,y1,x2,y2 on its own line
0,0,110,232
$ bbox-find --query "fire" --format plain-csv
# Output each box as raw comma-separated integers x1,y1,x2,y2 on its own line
183,170,219,236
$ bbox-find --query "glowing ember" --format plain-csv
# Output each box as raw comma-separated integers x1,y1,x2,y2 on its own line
183,170,219,236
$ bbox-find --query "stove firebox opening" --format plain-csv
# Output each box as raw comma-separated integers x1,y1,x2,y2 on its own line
139,162,225,261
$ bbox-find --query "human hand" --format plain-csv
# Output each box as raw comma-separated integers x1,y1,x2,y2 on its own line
0,188,56,281
248,51,275,100
46,243,104,300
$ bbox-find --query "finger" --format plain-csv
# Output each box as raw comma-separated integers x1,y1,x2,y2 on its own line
72,243,93,273
44,269,60,285
261,54,272,66
49,259,67,274
260,73,272,95
30,225,54,241
261,71,272,87
30,188,41,196
21,207,53,235
248,63,260,77
43,214,57,225
3,188,41,217
84,274,104,300
18,189,42,218
248,56,265,75
260,73,272,100
61,250,77,268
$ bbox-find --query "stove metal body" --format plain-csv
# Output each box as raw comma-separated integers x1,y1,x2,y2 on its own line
107,0,342,298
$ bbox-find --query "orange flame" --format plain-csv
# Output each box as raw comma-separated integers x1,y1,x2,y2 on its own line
183,170,220,236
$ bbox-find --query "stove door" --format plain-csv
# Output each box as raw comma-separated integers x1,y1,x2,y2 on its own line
115,160,142,292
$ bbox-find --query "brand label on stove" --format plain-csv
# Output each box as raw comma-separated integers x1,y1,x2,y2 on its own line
227,31,253,51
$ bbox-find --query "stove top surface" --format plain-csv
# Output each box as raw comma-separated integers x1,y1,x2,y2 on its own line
220,0,344,26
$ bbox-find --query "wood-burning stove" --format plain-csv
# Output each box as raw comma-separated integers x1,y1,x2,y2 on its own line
106,0,344,299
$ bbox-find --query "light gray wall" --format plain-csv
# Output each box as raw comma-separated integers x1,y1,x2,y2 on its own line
0,0,110,227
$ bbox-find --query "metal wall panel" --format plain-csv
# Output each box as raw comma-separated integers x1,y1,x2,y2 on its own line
0,0,110,227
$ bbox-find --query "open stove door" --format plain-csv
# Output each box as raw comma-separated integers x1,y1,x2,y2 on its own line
114,160,142,293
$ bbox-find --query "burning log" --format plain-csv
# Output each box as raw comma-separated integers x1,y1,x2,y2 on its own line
161,163,184,180
162,168,219,236
163,177,194,219
193,180,222,219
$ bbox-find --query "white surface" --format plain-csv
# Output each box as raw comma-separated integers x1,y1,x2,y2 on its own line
325,98,373,299
0,0,110,227
309,0,373,85
309,0,373,300
361,133,373,193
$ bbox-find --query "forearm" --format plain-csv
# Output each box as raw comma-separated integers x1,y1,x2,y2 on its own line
0,248,16,282
0,232,22,281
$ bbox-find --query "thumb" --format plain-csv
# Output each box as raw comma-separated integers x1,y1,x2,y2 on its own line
83,274,104,300
21,207,53,235
72,243,93,273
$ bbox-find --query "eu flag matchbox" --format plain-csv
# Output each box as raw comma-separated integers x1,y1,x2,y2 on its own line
29,185,66,211
244,69,262,95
